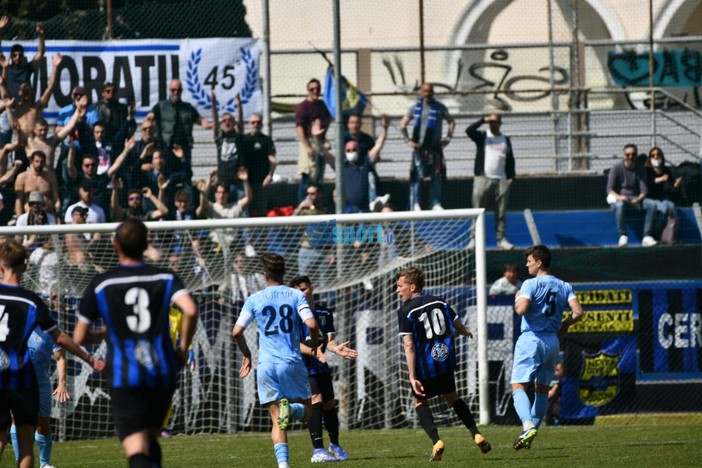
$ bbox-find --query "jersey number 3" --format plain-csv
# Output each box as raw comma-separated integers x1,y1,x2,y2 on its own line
125,288,151,333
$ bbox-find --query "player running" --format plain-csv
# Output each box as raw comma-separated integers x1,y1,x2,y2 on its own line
233,253,319,468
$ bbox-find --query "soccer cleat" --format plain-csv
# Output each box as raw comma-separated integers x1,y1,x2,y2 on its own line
41,465,57,468
278,398,291,430
618,235,629,247
513,427,537,450
474,434,492,454
430,440,445,461
328,443,349,461
642,236,658,247
498,238,515,250
311,448,339,463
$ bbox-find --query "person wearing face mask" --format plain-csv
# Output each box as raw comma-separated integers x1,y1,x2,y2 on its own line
645,147,681,241
341,139,373,213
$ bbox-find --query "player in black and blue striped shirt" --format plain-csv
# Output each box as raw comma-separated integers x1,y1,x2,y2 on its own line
74,219,198,468
290,275,358,463
0,240,103,468
396,267,491,461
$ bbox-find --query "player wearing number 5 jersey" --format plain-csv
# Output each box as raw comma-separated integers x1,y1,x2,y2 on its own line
74,219,198,468
233,253,319,468
511,245,583,451
396,268,491,462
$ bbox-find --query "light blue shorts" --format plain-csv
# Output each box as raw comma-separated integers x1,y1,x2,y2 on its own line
257,360,311,405
36,377,52,417
511,331,560,386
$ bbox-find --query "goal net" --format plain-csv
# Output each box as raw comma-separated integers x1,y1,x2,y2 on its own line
0,208,488,439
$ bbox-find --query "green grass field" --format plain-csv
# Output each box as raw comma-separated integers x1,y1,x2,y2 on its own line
36,419,702,467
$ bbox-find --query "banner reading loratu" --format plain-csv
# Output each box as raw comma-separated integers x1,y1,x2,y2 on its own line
4,38,261,121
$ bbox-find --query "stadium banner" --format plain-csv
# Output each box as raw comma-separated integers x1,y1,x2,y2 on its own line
558,281,702,421
2,38,261,121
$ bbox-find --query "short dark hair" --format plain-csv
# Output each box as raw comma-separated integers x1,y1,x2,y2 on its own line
10,44,24,55
175,188,190,202
115,219,148,259
0,240,28,271
101,82,115,92
397,267,424,293
262,253,286,283
289,275,311,288
127,188,141,197
504,263,518,273
525,244,552,269
93,121,105,129
30,150,46,160
307,78,321,88
623,143,638,154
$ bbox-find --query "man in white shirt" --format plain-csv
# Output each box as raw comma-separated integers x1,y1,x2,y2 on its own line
466,114,516,250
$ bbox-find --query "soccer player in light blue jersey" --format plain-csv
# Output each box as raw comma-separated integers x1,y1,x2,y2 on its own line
10,327,68,468
233,253,319,468
511,245,583,450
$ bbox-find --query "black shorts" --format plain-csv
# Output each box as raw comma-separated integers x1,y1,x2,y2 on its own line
111,387,174,440
412,372,456,400
0,387,39,430
308,372,335,402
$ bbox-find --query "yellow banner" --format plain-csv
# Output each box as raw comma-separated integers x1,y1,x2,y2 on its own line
566,310,634,333
575,289,632,305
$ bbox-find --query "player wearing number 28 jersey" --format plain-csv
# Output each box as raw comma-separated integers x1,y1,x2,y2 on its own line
511,245,583,451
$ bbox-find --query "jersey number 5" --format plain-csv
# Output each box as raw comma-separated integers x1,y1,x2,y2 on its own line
418,308,447,339
125,288,151,333
545,291,558,316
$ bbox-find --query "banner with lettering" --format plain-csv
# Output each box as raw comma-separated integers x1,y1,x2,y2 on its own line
2,38,261,121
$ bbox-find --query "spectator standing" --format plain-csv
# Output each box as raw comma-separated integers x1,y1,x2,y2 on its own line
212,91,244,197
294,183,331,288
341,139,373,213
14,150,59,218
544,361,563,426
112,181,168,222
400,82,455,211
489,263,522,296
64,179,106,225
146,78,213,182
345,113,390,210
126,120,157,192
0,18,44,146
466,114,516,250
94,82,136,146
606,144,657,247
645,147,681,240
242,112,277,217
295,78,332,202
55,85,100,154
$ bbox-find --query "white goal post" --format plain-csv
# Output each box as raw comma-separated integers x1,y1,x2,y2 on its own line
0,207,490,438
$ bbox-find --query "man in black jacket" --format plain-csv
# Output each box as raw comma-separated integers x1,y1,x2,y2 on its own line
466,114,516,250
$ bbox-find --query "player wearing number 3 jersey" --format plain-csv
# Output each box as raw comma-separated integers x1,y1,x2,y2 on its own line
396,268,491,462
75,219,198,468
233,253,319,468
511,245,583,451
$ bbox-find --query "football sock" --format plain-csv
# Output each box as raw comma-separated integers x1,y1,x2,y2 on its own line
415,404,440,444
274,442,289,465
323,408,340,446
512,389,535,429
149,438,162,467
452,398,479,437
35,431,52,466
532,392,549,428
290,402,305,421
10,424,18,462
128,453,151,468
309,403,324,449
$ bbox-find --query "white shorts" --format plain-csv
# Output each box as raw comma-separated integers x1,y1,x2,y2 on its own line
257,360,311,405
511,331,560,386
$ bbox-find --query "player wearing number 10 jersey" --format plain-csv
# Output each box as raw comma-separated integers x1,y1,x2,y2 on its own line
233,253,319,468
75,219,198,468
511,245,583,451
396,268,491,462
